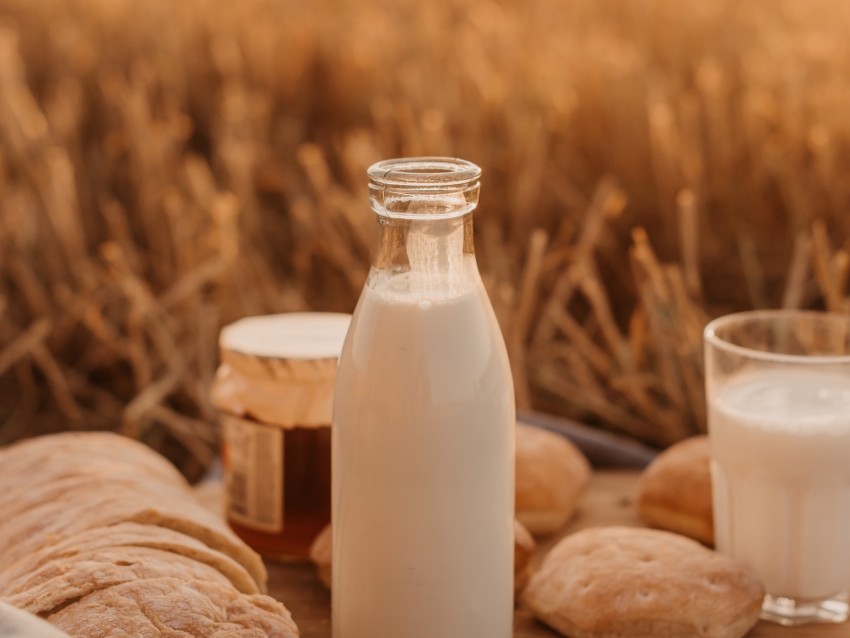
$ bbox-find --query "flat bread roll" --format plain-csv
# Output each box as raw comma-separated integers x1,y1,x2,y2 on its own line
523,526,764,638
637,435,714,545
515,423,591,536
0,523,258,596
47,578,299,638
0,602,71,638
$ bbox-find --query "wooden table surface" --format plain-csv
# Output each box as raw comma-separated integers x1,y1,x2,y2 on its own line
265,470,847,638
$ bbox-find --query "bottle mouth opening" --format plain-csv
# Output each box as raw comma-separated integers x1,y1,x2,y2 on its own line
368,157,481,188
368,157,481,219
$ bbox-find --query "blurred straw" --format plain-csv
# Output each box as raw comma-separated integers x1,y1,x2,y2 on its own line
2,0,850,470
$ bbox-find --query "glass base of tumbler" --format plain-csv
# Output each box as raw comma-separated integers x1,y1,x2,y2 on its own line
761,593,849,626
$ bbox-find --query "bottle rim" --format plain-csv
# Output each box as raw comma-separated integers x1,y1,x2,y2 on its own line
368,157,481,219
367,157,481,188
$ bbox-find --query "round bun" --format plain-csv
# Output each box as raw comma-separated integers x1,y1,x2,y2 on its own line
523,526,763,638
515,423,591,536
637,435,713,545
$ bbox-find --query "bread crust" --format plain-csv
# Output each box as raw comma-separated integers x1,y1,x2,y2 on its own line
0,480,267,591
515,423,591,536
0,432,188,489
3,546,236,615
0,432,300,637
523,526,764,638
47,578,299,638
0,522,258,597
637,435,714,545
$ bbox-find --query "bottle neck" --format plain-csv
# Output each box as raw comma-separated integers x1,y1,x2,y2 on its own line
365,157,482,297
368,213,477,295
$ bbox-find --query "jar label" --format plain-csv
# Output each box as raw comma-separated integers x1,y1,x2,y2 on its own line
222,414,284,532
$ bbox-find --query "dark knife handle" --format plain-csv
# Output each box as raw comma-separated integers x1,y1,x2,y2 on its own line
517,409,659,469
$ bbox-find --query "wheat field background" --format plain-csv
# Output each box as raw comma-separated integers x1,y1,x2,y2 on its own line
1,0,849,476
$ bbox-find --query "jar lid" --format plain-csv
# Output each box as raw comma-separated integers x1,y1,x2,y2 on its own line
211,313,351,428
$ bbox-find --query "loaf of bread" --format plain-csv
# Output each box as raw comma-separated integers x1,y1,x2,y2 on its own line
308,519,537,595
637,435,714,545
48,579,296,638
0,432,299,637
515,423,591,536
523,526,764,638
0,523,259,597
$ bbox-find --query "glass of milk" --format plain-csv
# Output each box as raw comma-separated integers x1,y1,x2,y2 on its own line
332,158,515,638
704,310,850,626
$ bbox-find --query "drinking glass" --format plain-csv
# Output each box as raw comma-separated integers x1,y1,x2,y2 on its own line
704,310,850,626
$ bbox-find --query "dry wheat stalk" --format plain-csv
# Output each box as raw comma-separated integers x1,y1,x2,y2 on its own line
1,0,850,473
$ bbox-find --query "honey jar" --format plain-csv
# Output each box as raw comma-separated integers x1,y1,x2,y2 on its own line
211,312,350,560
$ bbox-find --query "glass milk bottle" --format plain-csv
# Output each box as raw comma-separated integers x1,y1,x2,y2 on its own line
332,157,515,638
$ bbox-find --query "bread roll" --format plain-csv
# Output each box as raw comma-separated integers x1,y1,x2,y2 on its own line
523,526,764,638
637,435,714,545
0,432,298,637
515,423,591,536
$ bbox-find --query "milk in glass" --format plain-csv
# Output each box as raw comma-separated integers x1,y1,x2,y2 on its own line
710,368,850,601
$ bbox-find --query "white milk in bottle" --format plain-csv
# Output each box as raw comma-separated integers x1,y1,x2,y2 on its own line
332,158,515,638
